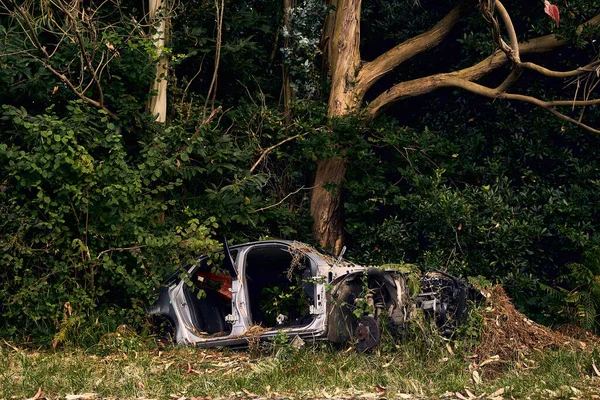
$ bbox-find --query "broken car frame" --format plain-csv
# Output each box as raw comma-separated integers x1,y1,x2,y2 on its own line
148,240,478,351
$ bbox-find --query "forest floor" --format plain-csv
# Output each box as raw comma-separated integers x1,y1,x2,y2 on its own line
2,286,600,400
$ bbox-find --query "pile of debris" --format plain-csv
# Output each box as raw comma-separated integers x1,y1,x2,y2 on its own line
475,285,600,367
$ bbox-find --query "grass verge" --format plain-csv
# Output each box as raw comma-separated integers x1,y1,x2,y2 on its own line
1,339,600,399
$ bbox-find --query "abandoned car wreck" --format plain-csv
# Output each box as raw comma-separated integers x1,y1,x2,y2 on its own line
148,240,477,350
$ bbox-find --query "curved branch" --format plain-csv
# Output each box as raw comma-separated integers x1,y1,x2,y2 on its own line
354,2,468,99
436,77,600,134
367,13,600,117
520,61,600,78
495,69,521,92
495,0,520,62
250,132,307,173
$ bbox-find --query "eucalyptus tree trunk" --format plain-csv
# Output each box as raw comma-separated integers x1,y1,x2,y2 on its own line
147,0,169,122
310,0,361,254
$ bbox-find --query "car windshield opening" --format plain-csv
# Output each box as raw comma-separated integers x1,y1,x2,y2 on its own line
245,245,315,328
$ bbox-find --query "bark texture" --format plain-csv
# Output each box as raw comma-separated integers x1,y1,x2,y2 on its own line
310,158,347,253
310,0,362,254
148,0,169,122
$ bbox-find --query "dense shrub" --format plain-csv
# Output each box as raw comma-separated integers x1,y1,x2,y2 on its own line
0,103,227,343
341,101,600,331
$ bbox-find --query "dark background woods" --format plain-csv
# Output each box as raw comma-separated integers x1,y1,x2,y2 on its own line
1,0,600,344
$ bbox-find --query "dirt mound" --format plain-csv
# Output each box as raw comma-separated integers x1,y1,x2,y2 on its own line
475,285,599,366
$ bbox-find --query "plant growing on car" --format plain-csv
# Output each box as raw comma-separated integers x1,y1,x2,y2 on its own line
352,273,376,319
260,280,310,326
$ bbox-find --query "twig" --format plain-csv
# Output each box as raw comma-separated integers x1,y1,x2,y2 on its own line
60,1,106,107
251,185,315,213
250,132,307,173
201,105,223,126
97,246,144,259
13,3,118,119
2,339,20,352
180,54,206,109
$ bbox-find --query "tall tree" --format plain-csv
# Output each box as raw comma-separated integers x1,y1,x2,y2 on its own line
311,0,600,253
147,0,169,122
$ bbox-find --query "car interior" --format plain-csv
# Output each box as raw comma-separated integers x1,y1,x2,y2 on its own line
183,252,236,337
244,244,315,328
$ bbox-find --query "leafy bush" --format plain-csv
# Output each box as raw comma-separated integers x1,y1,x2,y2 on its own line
0,103,221,344
340,101,600,331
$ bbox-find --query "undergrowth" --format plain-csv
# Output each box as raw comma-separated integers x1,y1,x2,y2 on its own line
1,336,599,399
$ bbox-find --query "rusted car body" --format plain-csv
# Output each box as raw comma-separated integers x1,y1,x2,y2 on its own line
148,240,474,350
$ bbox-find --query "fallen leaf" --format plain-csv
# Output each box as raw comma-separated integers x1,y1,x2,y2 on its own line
472,370,482,385
455,392,469,400
382,357,395,368
26,386,43,400
375,384,387,393
487,387,505,398
570,386,581,394
65,394,98,400
479,355,500,367
465,388,477,398
593,360,600,377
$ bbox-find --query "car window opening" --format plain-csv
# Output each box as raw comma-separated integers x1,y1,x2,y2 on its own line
245,246,315,329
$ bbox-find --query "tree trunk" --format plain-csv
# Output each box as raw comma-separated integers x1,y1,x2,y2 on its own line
310,0,361,254
147,0,169,122
310,157,347,253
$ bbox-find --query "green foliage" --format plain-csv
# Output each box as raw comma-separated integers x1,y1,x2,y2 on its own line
453,301,484,350
260,282,311,326
2,0,600,344
342,99,600,331
0,102,221,343
540,247,600,331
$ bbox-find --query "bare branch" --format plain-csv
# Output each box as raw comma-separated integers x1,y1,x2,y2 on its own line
97,246,144,259
495,69,521,92
60,2,106,107
355,2,468,99
11,2,119,119
436,77,600,134
203,0,225,118
367,13,600,117
494,1,520,62
520,61,600,78
251,185,315,213
250,132,308,173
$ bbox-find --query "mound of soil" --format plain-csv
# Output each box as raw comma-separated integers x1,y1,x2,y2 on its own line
475,285,599,366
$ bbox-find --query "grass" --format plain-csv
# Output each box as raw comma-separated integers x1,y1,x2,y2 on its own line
1,337,600,399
